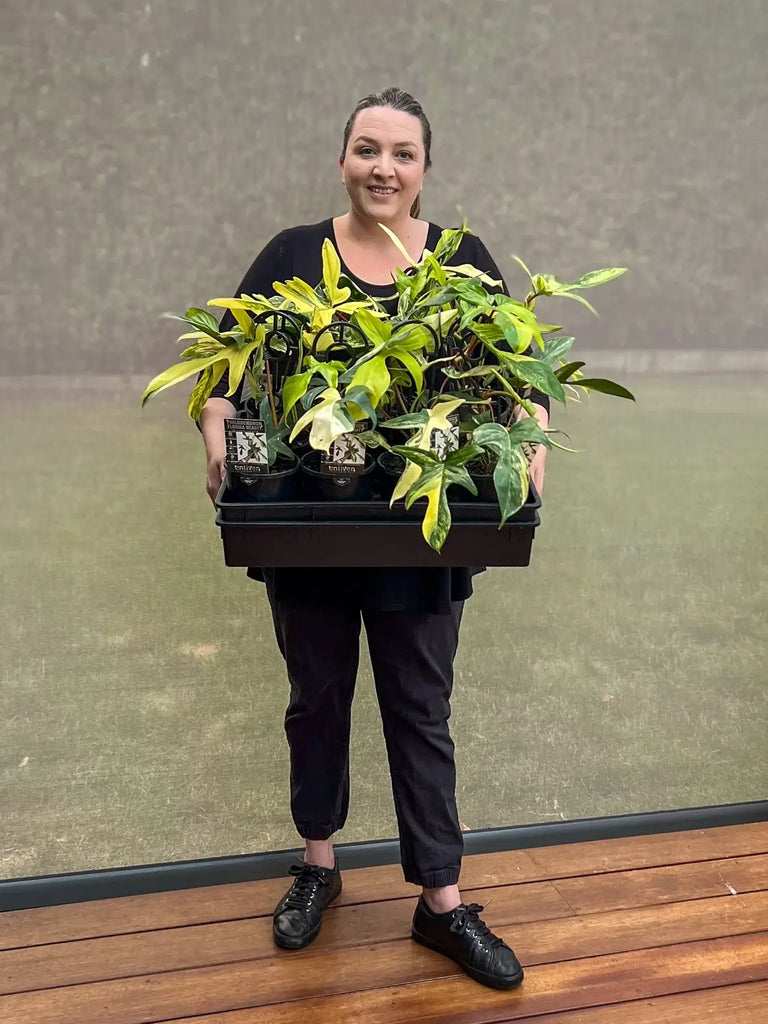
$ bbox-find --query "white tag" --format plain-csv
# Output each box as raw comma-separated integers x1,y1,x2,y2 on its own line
321,431,366,476
431,414,459,458
225,418,268,475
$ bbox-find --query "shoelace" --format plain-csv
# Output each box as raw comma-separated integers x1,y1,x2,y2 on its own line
282,863,332,911
449,903,506,950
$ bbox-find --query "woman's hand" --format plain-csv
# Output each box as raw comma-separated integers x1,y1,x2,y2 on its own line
199,397,236,506
206,456,226,505
528,444,547,496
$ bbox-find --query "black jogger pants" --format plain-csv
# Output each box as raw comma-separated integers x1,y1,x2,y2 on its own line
266,585,465,888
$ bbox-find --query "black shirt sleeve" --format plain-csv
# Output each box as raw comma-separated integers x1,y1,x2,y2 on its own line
207,229,293,407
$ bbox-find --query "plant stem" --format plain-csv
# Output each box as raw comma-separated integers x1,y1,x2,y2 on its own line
264,359,278,428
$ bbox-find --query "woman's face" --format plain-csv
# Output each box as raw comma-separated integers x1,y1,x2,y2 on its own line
340,106,427,222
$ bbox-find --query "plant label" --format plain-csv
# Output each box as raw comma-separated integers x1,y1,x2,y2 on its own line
225,418,268,476
431,414,460,458
321,429,366,476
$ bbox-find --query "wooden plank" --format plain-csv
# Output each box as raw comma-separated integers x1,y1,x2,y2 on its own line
494,979,768,1024
3,882,768,998
0,881,569,994
2,822,765,952
553,853,768,915
528,821,768,879
156,979,768,1024
0,850,546,951
0,927,766,1024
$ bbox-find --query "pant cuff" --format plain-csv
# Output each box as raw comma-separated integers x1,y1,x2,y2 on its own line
403,865,461,888
294,822,341,841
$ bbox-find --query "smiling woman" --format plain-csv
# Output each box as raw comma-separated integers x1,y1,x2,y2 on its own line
196,86,549,991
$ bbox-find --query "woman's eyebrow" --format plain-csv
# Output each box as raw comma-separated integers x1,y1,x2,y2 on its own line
353,135,418,148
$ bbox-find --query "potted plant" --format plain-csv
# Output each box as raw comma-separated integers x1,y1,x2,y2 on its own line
142,223,634,554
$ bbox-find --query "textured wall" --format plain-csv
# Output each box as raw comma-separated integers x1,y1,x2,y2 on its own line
3,0,767,374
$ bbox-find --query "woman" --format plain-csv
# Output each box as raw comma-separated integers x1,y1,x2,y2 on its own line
199,88,549,991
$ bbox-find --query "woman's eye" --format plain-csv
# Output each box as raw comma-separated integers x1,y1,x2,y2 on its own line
358,147,375,156
398,151,414,160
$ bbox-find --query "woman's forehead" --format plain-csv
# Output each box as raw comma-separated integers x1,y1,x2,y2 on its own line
349,106,424,146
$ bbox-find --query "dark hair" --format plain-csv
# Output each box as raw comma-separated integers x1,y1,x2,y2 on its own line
341,87,432,218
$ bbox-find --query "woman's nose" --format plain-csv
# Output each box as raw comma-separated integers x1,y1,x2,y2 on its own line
373,152,395,177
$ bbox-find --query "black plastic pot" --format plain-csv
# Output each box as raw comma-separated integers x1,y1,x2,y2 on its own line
470,470,497,503
300,449,376,501
225,456,299,502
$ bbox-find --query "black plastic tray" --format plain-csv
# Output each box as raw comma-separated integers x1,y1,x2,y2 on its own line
215,484,541,568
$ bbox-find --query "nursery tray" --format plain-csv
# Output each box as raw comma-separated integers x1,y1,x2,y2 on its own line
214,486,541,568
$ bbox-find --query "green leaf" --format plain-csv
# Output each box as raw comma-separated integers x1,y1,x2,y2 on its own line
492,446,529,525
540,336,576,366
495,311,533,353
551,289,599,316
431,224,469,264
573,378,636,401
554,360,586,382
506,418,551,448
161,312,223,342
511,253,535,284
185,308,220,333
380,411,428,431
345,385,378,424
497,354,566,403
565,267,627,290
390,349,424,393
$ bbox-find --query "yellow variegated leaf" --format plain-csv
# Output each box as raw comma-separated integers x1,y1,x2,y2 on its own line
224,331,265,397
448,264,503,287
390,457,422,507
273,278,322,310
141,353,223,406
390,397,464,506
349,355,390,405
321,238,350,305
426,398,464,434
308,397,354,451
206,296,277,315
378,222,418,266
289,388,336,441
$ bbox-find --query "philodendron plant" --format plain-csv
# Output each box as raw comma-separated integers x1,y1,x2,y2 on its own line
142,222,634,550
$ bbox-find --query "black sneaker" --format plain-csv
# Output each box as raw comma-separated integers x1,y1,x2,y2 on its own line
411,896,524,990
272,860,342,950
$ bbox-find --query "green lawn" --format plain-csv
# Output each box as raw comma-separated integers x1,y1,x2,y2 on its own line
1,376,766,879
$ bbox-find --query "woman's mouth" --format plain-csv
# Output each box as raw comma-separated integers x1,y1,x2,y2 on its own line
367,186,397,197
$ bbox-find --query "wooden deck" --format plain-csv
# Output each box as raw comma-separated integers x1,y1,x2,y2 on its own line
1,822,767,1023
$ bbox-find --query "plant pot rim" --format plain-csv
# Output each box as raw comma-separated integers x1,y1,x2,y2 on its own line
300,449,376,478
225,454,298,479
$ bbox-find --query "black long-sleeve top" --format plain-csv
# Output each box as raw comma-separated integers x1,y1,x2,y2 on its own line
210,218,549,613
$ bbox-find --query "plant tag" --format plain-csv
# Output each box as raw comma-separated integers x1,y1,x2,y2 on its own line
321,424,366,476
431,414,460,459
225,418,268,476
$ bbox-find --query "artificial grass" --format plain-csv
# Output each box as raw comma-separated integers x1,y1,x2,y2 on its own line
1,375,766,878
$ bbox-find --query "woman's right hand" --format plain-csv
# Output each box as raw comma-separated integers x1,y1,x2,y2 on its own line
206,456,226,505
199,397,236,506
